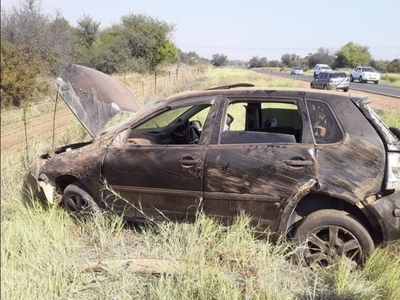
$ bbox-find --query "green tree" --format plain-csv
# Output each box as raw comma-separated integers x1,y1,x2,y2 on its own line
335,42,371,68
211,54,228,67
306,48,335,68
281,53,300,67
386,59,400,73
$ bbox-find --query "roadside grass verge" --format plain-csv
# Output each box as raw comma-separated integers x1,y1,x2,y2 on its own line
1,67,399,299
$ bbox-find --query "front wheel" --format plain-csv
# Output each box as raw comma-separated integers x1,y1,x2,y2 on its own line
343,88,349,92
310,83,314,89
323,85,328,90
294,209,374,267
359,76,364,83
62,181,101,219
374,81,379,84
350,75,354,82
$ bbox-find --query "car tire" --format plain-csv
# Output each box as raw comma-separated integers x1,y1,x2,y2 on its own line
294,209,374,267
62,181,101,218
310,83,314,89
343,88,349,92
359,76,363,83
350,75,354,82
374,81,379,84
323,85,328,90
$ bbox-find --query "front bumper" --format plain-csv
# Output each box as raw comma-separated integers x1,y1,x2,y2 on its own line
368,191,400,245
22,172,47,206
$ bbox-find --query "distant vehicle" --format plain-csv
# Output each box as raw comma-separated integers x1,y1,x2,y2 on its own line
313,64,332,78
310,71,349,92
290,67,304,75
350,66,380,84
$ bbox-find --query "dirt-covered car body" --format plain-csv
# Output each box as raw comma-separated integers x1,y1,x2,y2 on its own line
23,65,400,265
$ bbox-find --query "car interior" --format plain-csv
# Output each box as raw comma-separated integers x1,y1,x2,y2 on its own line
124,100,303,146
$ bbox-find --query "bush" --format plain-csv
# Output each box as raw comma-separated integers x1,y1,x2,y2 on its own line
0,43,50,108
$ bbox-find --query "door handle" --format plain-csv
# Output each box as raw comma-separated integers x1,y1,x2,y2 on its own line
179,157,200,166
283,160,313,167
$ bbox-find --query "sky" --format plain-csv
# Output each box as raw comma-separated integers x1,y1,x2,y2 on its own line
2,0,400,61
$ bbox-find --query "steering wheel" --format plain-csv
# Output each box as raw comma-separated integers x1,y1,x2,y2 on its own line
186,123,200,144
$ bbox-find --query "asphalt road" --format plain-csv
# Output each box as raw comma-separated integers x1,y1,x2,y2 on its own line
255,69,400,98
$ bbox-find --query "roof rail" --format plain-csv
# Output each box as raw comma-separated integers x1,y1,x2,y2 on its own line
204,83,255,90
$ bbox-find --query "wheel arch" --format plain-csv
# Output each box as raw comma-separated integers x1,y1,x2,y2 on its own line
283,193,383,244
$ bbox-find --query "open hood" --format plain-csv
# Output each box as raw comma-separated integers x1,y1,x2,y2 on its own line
56,63,142,138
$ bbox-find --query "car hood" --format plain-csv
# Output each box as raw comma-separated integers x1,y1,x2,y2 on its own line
56,63,142,139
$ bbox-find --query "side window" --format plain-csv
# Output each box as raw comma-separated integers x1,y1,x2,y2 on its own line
189,107,211,130
220,101,302,144
307,100,342,144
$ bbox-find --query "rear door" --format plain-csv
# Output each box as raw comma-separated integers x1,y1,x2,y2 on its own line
203,96,317,232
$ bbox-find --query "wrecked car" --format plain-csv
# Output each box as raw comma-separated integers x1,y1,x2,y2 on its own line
23,63,400,267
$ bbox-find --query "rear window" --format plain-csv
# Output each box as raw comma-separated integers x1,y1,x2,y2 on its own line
307,100,343,144
330,72,347,78
362,67,376,72
321,66,332,70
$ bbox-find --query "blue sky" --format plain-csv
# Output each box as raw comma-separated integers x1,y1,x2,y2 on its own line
2,0,400,61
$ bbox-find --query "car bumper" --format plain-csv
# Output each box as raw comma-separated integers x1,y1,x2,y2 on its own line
328,83,350,90
368,191,400,245
22,172,47,206
364,78,379,81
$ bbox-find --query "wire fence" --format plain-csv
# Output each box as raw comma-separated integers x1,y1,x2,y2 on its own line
1,67,206,158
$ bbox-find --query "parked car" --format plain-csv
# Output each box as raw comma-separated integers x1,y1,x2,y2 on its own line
23,64,400,267
350,66,380,84
310,71,350,92
313,64,332,78
290,67,304,75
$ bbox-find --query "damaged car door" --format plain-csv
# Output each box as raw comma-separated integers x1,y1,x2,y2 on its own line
204,97,318,232
102,98,219,221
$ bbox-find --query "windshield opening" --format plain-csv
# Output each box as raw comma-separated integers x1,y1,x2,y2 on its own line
321,66,332,70
362,67,376,72
137,105,194,129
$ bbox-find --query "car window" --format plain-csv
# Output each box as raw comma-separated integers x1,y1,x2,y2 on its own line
330,72,347,78
137,106,193,129
362,67,375,72
307,100,342,144
220,101,302,144
189,107,211,130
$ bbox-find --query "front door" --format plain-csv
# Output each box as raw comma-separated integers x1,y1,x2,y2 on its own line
102,97,220,221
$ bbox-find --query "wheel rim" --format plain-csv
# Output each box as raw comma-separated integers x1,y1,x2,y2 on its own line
359,76,363,82
64,193,90,213
304,225,362,267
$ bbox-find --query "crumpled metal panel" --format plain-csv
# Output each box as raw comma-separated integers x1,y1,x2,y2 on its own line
56,63,142,138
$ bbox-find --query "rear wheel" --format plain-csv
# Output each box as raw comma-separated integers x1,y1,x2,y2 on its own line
62,181,101,219
294,209,374,267
343,88,349,92
310,83,314,89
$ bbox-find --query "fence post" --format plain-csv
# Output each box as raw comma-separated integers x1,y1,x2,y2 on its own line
176,68,179,82
22,101,31,164
154,71,157,93
52,93,59,150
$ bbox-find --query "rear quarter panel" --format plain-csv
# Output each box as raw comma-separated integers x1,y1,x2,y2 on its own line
307,93,386,203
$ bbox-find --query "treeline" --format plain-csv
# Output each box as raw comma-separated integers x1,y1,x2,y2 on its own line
0,0,208,108
245,42,400,73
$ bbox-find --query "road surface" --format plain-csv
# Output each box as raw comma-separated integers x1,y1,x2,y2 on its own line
255,69,400,98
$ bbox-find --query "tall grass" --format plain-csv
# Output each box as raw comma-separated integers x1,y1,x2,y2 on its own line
1,67,399,299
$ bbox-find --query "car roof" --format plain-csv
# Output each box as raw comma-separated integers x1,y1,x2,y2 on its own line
162,87,364,106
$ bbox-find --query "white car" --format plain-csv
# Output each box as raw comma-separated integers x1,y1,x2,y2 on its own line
313,64,332,78
350,66,380,84
290,67,304,75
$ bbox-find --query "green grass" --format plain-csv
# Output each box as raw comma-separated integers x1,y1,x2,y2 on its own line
1,67,400,299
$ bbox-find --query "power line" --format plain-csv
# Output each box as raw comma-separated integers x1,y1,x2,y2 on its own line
177,45,400,51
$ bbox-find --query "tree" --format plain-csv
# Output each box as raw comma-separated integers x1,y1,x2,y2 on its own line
335,42,371,68
120,13,177,70
75,14,100,49
386,59,400,73
211,54,228,67
307,48,335,68
281,53,300,67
